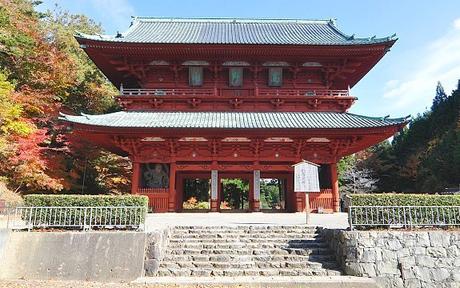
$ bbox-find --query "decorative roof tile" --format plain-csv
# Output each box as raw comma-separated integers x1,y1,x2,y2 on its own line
76,17,396,46
59,111,408,129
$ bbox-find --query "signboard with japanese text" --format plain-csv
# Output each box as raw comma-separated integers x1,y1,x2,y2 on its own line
294,161,320,193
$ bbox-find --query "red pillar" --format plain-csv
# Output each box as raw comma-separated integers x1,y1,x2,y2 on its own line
131,162,140,194
168,162,176,212
330,163,340,212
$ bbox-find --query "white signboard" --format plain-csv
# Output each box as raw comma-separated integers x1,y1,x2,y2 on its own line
211,170,218,200
253,170,260,201
294,161,320,193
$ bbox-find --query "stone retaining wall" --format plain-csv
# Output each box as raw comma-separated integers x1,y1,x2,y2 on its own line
144,228,171,276
321,229,460,288
0,231,146,282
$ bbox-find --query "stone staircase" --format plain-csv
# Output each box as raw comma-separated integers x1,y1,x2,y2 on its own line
155,225,342,277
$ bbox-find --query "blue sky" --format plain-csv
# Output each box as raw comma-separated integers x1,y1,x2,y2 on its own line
38,0,460,118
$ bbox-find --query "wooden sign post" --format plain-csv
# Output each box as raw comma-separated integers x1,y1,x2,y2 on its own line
293,160,321,224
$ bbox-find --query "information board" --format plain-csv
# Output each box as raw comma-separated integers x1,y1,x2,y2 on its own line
294,161,320,193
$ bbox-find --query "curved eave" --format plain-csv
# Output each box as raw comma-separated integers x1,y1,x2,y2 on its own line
59,112,409,134
75,34,396,48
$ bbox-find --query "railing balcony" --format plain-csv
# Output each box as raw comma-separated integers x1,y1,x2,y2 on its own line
118,88,355,112
120,88,350,98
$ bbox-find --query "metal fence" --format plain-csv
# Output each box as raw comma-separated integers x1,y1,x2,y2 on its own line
6,206,147,231
349,206,460,230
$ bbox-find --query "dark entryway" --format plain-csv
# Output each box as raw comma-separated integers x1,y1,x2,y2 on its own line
182,178,210,211
220,178,250,211
260,178,286,211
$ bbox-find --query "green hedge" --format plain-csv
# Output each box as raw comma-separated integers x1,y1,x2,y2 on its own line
22,194,148,230
349,194,460,229
350,194,460,206
24,194,148,207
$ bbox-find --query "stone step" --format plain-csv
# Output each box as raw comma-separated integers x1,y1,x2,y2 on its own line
160,260,339,270
166,247,332,256
169,233,318,239
156,267,342,277
135,276,379,288
167,241,328,249
163,253,337,263
168,237,323,243
172,225,319,230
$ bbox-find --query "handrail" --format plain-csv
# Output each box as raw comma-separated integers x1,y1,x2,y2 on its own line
6,206,147,231
348,205,460,230
121,88,350,97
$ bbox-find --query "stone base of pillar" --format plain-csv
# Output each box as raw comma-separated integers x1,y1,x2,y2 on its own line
168,202,176,212
295,193,306,212
210,199,219,212
250,200,261,212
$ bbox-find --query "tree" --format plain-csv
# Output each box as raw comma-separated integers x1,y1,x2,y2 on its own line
0,0,128,195
340,165,378,195
432,81,447,110
357,80,460,193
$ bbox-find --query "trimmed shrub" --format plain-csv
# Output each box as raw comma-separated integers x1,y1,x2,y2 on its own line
22,194,148,230
350,194,460,207
349,194,460,229
24,194,148,207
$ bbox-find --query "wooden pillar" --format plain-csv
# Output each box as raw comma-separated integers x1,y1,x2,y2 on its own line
131,162,140,194
210,170,219,212
330,163,340,212
251,170,261,212
168,162,176,212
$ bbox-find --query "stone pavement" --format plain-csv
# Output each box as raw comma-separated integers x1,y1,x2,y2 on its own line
135,275,377,287
0,276,378,288
145,212,349,232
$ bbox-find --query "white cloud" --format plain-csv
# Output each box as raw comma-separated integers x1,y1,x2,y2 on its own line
383,18,460,111
454,18,460,30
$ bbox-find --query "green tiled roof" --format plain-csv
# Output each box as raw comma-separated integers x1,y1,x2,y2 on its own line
59,111,408,129
76,17,396,46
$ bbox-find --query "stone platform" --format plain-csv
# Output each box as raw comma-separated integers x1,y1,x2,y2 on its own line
145,212,349,231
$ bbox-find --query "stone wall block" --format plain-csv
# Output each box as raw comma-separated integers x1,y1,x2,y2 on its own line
430,268,451,282
446,245,458,257
397,247,410,258
144,259,159,277
415,255,435,267
376,261,400,275
429,232,451,247
416,233,430,247
322,229,460,288
403,278,422,288
426,247,447,257
384,238,403,251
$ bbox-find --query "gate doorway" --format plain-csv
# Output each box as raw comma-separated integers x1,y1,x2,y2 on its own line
177,172,211,212
260,178,286,211
220,178,250,211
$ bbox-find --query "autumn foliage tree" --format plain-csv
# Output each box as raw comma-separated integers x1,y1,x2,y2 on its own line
0,0,130,195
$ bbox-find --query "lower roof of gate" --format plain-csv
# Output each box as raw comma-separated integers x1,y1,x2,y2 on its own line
59,111,409,130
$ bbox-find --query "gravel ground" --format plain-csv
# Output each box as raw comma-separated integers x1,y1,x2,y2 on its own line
0,280,239,288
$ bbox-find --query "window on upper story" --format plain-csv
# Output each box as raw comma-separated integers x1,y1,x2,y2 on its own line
268,67,283,87
229,67,243,87
189,66,203,86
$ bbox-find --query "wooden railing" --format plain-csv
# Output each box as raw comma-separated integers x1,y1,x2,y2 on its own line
258,89,349,97
137,188,169,212
310,189,334,212
121,88,349,98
